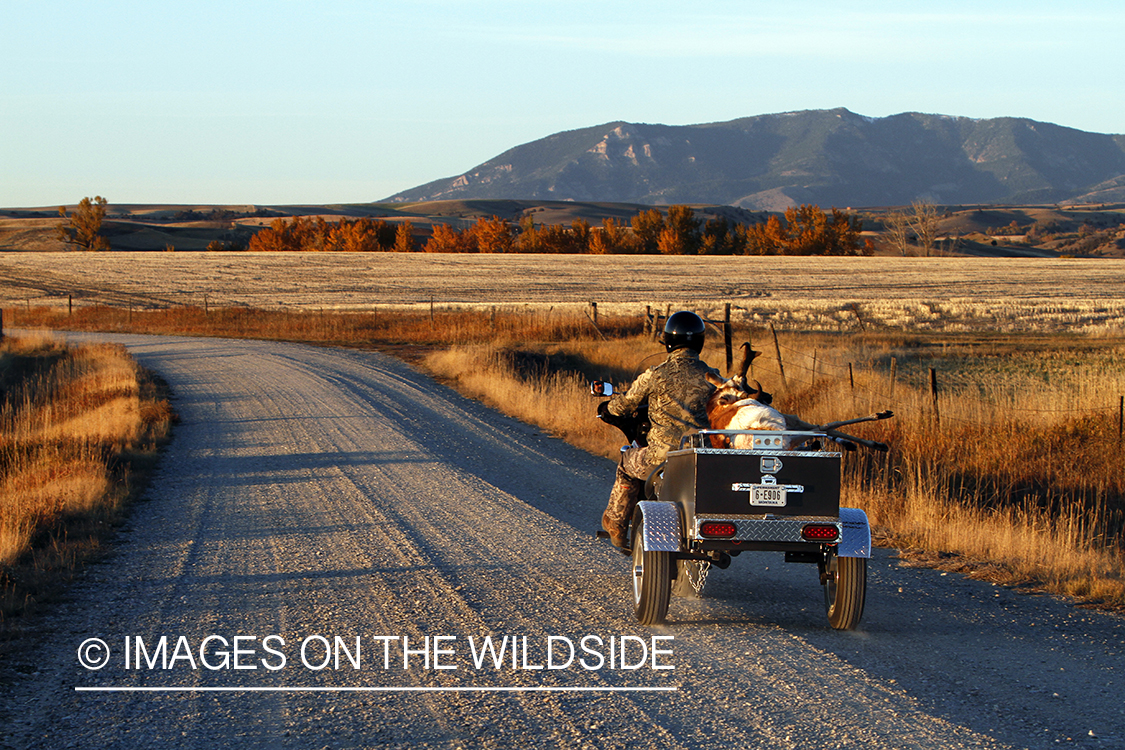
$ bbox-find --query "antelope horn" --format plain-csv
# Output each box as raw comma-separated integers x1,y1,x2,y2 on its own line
736,342,760,379
747,379,764,400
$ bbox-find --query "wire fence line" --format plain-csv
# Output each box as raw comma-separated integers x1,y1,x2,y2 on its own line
754,334,1124,429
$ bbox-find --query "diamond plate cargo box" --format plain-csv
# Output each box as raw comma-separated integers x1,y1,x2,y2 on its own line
662,448,841,518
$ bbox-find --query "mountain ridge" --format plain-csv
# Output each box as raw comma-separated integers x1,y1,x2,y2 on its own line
386,109,1125,209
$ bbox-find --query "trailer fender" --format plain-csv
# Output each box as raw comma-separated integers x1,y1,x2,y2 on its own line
635,501,682,553
838,507,871,558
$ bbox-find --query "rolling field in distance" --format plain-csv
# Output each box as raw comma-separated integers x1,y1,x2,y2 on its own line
2,253,1125,334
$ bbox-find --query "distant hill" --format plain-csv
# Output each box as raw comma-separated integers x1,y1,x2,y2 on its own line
385,109,1125,210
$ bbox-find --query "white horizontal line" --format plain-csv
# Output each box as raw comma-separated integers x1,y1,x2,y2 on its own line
76,686,678,693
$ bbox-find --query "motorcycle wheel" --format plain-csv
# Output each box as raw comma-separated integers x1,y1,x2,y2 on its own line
632,515,671,625
822,550,866,630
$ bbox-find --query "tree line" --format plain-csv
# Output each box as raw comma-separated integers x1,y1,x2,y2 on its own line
247,216,417,253
52,197,870,255
248,205,873,256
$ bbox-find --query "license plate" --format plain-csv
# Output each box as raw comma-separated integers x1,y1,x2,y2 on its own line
750,485,787,507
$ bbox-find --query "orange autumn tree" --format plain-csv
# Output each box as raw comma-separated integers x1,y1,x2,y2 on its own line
742,205,867,256
327,217,395,252
470,216,515,253
520,221,590,253
248,216,396,252
425,222,477,253
588,217,637,254
392,221,416,252
57,196,110,251
630,208,664,254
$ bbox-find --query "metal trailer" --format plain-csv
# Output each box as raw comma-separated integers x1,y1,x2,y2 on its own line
628,429,871,630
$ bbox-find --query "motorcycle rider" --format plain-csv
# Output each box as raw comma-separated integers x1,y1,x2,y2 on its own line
600,310,720,550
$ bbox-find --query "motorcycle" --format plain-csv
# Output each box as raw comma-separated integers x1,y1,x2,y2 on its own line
590,376,891,630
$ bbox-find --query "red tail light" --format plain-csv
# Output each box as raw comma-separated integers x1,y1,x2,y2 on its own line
802,524,840,542
700,522,737,538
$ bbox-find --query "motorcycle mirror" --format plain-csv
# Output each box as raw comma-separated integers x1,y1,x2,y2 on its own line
590,381,614,397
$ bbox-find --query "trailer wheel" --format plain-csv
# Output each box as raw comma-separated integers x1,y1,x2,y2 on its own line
672,559,707,599
822,551,866,630
632,515,671,625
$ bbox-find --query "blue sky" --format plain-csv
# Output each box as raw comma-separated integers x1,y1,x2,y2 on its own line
3,0,1123,207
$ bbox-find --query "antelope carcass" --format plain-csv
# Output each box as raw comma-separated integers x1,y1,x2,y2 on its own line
704,344,788,449
705,343,893,451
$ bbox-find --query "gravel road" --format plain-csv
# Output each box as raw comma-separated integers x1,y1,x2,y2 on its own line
2,334,1123,749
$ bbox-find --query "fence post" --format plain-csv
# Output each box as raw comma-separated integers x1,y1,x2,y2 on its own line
889,357,898,398
811,349,818,382
929,367,940,424
590,301,598,326
644,305,652,336
849,362,856,410
769,323,788,390
850,303,866,332
654,306,667,341
723,303,733,375
1119,395,1123,443
68,294,73,316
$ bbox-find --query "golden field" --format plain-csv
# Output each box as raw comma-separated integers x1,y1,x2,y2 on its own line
0,333,172,620
2,253,1125,334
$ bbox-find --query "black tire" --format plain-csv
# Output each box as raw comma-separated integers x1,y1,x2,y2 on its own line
632,515,672,625
672,559,707,599
823,551,866,630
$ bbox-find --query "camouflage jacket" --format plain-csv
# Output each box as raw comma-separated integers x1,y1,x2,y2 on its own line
607,348,719,463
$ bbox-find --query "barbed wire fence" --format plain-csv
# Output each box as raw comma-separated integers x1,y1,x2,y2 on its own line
757,328,1125,439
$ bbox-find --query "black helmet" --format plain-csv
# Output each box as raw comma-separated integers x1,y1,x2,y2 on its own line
662,310,706,353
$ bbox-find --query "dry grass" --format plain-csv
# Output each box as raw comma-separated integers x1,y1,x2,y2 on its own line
835,345,1125,604
425,346,628,459
0,333,173,623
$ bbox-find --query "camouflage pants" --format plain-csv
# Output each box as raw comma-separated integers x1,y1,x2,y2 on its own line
601,446,659,545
